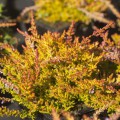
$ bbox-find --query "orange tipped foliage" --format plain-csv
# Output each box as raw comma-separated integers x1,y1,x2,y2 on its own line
0,14,119,119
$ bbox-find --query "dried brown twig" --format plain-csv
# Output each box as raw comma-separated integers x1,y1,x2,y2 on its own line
0,22,16,27
52,109,60,120
77,7,110,24
100,0,120,18
20,5,41,17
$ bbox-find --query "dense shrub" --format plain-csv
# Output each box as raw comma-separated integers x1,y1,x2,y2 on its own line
34,0,120,24
0,14,119,119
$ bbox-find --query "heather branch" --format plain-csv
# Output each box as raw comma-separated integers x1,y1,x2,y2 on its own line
84,21,114,40
0,77,19,94
28,11,39,38
0,106,20,117
0,97,13,104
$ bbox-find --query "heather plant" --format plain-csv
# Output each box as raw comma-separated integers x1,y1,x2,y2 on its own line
20,0,120,32
32,0,120,24
0,14,119,120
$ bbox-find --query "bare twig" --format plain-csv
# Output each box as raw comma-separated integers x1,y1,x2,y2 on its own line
20,5,41,17
52,109,60,120
0,22,16,27
100,0,120,18
77,7,110,23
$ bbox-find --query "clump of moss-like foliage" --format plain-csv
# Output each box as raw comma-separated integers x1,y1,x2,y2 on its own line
0,14,119,120
34,0,120,24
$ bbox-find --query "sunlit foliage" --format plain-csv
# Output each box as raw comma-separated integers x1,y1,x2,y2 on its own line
0,14,119,119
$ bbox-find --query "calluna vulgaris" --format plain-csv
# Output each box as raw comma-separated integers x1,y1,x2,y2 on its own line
0,14,120,120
